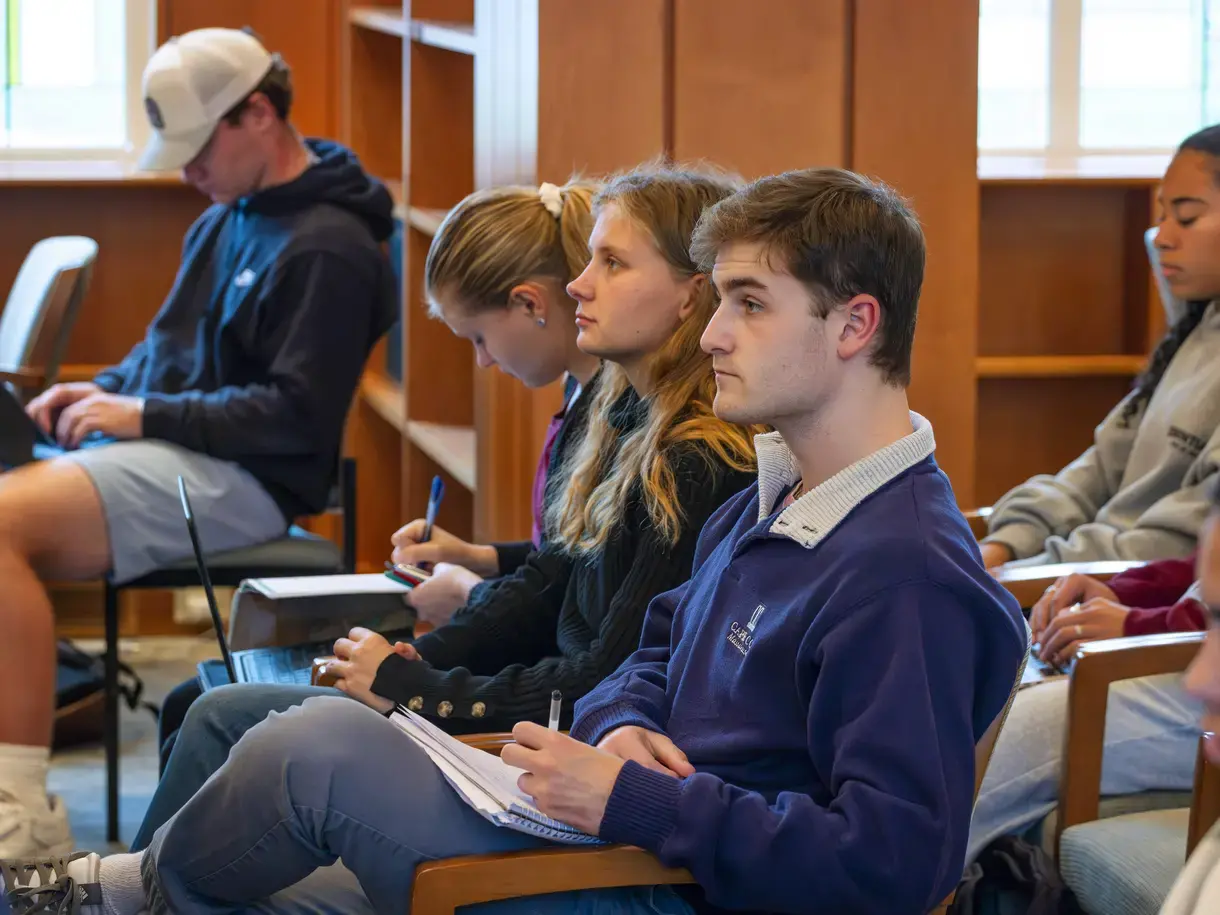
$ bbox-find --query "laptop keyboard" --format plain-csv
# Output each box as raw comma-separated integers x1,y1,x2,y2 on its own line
237,645,327,685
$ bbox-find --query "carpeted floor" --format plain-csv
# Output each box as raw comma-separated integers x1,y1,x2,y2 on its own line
48,635,216,853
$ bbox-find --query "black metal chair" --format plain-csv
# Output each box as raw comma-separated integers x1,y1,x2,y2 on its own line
100,457,357,843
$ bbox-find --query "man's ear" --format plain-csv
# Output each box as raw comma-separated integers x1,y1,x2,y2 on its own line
246,92,279,131
837,294,881,360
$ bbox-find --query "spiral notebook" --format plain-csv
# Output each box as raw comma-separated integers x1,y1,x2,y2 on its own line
389,708,606,845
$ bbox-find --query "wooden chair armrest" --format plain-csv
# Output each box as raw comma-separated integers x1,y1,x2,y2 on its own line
1056,631,1206,853
964,506,992,540
993,559,1152,608
0,367,44,389
411,845,694,913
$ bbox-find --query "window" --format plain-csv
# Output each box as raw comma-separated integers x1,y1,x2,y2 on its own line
0,0,154,159
979,0,1220,155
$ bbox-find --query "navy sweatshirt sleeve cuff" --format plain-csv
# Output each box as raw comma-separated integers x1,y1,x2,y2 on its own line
569,701,663,746
140,394,183,443
599,760,682,851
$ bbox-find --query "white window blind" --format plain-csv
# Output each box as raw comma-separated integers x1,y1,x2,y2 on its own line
980,0,1220,155
0,0,154,160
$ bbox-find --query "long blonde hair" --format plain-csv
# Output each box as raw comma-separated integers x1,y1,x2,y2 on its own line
424,179,600,315
549,163,762,556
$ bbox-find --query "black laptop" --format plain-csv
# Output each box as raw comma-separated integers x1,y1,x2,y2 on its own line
0,384,62,467
176,476,354,691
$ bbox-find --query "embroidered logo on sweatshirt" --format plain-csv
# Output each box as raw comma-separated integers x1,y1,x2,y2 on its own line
1168,425,1206,459
728,604,766,656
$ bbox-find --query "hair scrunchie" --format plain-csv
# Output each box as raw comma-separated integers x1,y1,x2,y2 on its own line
538,182,563,218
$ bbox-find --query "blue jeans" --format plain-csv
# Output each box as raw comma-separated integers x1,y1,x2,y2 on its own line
140,696,693,915
133,683,334,851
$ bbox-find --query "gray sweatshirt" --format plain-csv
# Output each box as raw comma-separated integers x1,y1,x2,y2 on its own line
984,301,1220,565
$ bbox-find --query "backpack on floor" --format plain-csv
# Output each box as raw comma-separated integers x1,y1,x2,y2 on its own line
53,639,160,749
951,837,1085,915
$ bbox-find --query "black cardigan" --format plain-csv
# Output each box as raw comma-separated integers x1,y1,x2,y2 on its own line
372,381,755,732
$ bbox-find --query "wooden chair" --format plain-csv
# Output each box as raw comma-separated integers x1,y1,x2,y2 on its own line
1053,630,1206,856
1045,632,1212,914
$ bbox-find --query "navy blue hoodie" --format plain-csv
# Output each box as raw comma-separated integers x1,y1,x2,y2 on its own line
93,139,398,520
572,416,1028,915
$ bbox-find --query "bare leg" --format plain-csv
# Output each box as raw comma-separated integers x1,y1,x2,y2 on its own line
0,459,111,748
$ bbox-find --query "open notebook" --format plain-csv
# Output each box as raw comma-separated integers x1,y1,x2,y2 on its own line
389,708,606,846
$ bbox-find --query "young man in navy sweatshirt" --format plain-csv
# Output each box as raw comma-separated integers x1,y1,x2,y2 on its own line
0,168,1025,915
496,167,1030,912
0,28,396,858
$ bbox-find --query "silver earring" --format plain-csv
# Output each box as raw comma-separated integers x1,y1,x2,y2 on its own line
537,318,546,327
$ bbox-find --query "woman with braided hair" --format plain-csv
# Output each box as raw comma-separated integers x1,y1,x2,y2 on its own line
966,126,1220,864
979,125,1220,572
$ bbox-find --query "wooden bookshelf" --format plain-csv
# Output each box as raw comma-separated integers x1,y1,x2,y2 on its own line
406,205,446,237
349,5,407,36
407,421,476,491
973,171,1163,504
359,370,406,431
410,19,478,54
978,154,1168,186
337,0,558,559
975,354,1147,378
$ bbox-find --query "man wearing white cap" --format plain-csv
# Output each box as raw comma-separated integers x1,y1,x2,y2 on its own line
0,27,399,859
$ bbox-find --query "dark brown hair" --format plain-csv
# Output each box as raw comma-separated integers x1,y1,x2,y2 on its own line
689,166,925,386
222,31,293,124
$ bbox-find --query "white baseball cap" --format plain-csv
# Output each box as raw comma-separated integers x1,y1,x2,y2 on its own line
138,28,275,172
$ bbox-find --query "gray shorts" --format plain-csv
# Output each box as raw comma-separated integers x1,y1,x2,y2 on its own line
59,440,288,584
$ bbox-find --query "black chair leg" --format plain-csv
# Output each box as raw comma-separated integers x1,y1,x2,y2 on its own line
103,580,120,844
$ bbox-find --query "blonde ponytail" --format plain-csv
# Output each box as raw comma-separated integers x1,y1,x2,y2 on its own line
424,178,599,316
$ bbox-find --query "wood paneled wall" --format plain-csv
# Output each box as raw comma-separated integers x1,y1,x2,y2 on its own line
852,0,981,502
0,185,204,367
537,0,982,501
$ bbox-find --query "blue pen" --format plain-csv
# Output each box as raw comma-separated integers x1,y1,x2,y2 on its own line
422,475,445,544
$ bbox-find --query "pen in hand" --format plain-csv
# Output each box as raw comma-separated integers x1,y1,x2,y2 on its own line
422,474,445,545
548,690,562,731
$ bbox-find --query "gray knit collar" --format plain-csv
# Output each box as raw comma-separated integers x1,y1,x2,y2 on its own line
755,412,936,548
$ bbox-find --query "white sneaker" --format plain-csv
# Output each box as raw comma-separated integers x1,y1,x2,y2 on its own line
0,791,74,859
0,851,103,914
